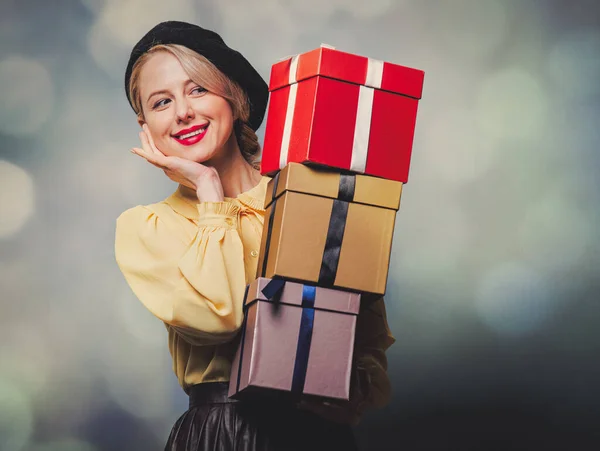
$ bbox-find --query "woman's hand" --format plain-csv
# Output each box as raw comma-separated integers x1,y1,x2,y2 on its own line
131,124,224,202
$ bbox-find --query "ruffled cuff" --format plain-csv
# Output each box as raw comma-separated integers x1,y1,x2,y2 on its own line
197,202,240,229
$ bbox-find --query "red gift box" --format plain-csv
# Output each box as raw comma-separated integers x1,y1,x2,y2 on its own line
260,45,425,183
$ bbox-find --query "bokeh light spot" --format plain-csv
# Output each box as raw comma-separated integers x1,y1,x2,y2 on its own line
0,161,35,239
88,0,197,80
476,67,548,141
0,56,54,136
422,108,497,183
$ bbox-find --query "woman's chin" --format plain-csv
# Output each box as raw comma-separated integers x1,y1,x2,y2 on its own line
170,140,223,164
187,150,213,165
169,145,209,162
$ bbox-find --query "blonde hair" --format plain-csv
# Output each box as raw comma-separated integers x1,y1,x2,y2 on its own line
128,43,261,169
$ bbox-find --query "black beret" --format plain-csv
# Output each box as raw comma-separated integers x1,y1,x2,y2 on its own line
124,21,268,131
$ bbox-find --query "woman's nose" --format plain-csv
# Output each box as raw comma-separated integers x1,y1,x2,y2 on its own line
176,101,195,122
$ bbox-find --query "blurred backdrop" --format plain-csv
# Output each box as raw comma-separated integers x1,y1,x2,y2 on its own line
1,0,599,450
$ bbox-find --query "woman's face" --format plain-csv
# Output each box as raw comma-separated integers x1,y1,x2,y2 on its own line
137,51,236,162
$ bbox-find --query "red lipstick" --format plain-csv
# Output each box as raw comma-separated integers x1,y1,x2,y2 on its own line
172,123,209,146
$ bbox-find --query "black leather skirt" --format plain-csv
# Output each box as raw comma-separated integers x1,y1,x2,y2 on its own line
165,382,358,451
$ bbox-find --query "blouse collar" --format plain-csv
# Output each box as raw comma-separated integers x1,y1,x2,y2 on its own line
164,176,271,220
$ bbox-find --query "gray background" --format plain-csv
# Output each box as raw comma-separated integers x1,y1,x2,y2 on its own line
1,0,599,450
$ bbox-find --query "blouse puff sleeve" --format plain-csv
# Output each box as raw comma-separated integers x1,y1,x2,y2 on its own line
115,200,247,346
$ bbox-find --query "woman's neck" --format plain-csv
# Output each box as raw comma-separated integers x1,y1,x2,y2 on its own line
217,157,263,199
180,138,263,200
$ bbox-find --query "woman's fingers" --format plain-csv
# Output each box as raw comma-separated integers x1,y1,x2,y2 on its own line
132,128,219,195
133,143,185,174
131,147,166,170
138,130,169,165
138,130,153,153
142,124,163,156
139,131,161,159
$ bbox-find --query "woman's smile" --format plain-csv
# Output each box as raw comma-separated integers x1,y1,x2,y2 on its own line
172,123,209,146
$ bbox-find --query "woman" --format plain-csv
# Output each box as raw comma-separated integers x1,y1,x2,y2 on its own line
115,21,395,451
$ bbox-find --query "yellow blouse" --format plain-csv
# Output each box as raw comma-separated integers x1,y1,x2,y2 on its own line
114,176,395,421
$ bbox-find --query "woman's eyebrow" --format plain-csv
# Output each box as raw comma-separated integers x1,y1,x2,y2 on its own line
146,89,171,104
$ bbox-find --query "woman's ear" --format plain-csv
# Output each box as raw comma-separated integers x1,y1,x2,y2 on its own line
137,114,145,128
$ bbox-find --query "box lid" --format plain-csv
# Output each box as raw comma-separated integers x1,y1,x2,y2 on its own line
269,45,424,99
264,163,402,211
247,277,360,315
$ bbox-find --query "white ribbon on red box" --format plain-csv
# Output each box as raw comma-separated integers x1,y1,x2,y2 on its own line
278,54,300,170
351,58,384,173
278,47,385,174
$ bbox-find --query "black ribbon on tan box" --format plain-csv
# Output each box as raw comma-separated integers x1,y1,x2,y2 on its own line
259,170,357,287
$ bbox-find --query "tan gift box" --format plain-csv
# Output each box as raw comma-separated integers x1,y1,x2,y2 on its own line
256,163,402,295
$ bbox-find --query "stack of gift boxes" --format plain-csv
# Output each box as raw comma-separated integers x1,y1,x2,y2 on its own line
229,45,425,402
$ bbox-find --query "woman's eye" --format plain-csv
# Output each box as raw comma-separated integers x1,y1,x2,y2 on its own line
153,98,170,109
191,86,206,95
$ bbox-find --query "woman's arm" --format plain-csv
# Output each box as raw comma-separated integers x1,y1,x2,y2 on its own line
115,201,247,346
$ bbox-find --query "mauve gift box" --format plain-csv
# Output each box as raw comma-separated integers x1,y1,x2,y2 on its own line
228,277,361,401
